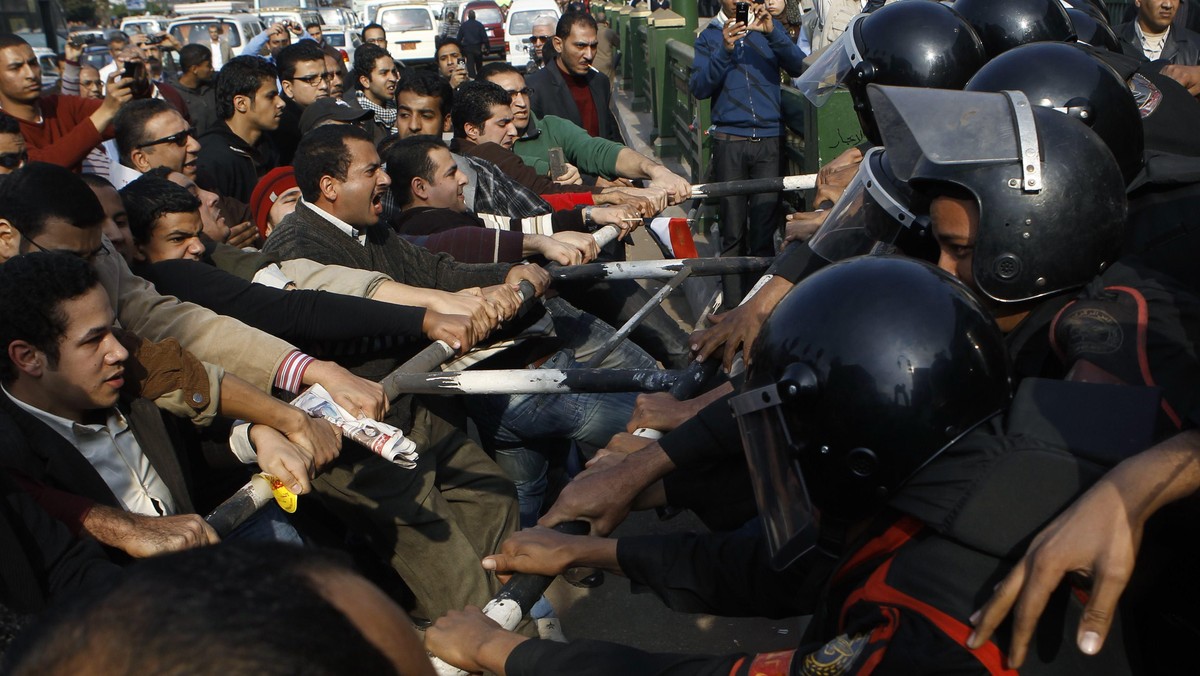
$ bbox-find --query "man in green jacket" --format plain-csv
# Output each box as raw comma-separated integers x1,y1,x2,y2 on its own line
479,62,691,200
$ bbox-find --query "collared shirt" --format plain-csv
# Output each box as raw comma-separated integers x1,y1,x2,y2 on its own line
2,386,177,517
209,39,227,69
102,139,143,189
1136,22,1171,61
300,197,366,245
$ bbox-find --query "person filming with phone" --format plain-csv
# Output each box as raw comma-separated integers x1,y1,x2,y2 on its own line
688,0,805,309
0,33,133,172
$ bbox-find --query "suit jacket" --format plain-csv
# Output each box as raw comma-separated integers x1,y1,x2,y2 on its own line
1117,21,1200,65
526,62,624,144
0,470,118,613
210,40,236,67
0,391,197,516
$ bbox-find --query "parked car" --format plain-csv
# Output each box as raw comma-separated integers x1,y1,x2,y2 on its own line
120,15,171,37
376,1,438,65
169,13,266,53
79,44,113,73
456,0,505,59
322,25,362,67
319,6,361,29
32,47,59,94
505,0,557,67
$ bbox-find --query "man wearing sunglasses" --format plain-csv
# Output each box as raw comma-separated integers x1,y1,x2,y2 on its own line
528,16,556,70
0,112,27,174
273,41,332,165
108,99,199,190
107,100,259,249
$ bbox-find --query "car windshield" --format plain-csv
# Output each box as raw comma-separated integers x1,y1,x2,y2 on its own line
171,21,244,47
319,8,348,25
380,8,432,31
509,10,551,34
81,47,112,71
471,7,503,24
124,22,158,35
259,14,293,26
325,32,346,46
38,55,58,75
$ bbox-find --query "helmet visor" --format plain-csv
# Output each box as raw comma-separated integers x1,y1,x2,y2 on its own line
731,383,819,570
866,85,1023,183
797,16,864,107
808,148,920,262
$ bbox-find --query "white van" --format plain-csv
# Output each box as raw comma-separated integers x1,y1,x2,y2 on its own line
505,0,558,68
375,2,438,65
168,13,266,53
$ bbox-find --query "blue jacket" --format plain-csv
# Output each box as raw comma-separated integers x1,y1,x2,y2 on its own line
689,15,806,138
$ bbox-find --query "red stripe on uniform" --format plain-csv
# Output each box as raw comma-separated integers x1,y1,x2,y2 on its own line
1107,285,1182,428
857,606,900,676
830,516,923,587
842,559,1017,675
742,650,795,676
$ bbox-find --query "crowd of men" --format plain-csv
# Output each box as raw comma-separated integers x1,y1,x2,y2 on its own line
2,0,1200,673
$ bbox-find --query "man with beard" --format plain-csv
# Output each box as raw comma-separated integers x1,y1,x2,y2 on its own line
352,44,399,139
526,12,621,143
436,38,470,88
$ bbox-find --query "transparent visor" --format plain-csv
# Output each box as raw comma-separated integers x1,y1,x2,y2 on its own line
867,85,1027,183
731,383,819,570
808,149,915,262
797,15,864,107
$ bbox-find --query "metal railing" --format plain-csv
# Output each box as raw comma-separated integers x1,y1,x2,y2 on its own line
664,38,711,183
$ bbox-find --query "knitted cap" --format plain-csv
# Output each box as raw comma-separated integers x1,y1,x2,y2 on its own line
250,166,299,239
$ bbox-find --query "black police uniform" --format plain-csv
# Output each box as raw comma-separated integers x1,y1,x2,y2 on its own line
502,382,1161,675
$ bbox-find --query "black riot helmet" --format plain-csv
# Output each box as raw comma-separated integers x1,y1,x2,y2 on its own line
732,256,1011,569
1062,0,1111,22
797,0,986,145
952,0,1076,58
965,42,1144,185
1066,8,1120,52
869,85,1127,303
806,147,936,262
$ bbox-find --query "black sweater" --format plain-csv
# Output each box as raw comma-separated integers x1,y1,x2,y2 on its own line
135,259,428,359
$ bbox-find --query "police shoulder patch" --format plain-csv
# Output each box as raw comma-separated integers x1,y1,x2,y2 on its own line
798,633,868,676
1128,73,1163,119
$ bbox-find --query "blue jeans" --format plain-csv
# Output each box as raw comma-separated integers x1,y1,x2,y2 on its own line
468,297,659,526
225,503,303,544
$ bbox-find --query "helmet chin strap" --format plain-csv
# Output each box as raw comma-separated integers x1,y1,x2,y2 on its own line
1003,90,1043,193
815,513,858,559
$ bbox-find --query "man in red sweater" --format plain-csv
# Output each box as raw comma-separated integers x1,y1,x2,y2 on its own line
0,34,131,171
